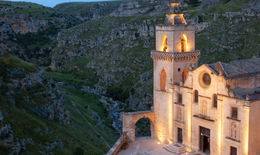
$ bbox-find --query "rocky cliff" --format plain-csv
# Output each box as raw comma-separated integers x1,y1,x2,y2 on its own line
0,1,81,65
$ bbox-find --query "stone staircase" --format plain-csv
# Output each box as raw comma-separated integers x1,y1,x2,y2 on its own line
163,143,187,154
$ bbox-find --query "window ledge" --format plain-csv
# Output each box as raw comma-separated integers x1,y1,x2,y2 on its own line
156,90,170,94
175,119,184,124
193,114,214,122
174,102,184,106
227,116,241,122
226,136,240,143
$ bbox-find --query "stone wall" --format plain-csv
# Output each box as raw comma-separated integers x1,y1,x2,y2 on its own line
153,90,173,143
249,100,260,155
226,74,260,89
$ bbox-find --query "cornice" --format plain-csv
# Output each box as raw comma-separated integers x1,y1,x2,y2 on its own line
151,50,200,62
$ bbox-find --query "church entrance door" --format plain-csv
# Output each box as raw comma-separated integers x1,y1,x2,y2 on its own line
177,128,183,144
199,126,210,154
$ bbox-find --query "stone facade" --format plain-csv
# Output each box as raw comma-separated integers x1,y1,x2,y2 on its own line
168,61,260,155
121,2,260,155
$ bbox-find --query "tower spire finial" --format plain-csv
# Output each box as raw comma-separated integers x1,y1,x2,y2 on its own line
169,0,182,14
165,0,186,25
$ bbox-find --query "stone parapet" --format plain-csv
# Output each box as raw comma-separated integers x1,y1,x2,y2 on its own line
151,50,200,62
106,132,127,155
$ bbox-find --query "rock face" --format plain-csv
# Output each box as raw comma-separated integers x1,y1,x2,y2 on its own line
0,51,119,154
1,54,71,125
0,52,71,154
31,94,71,125
55,1,121,22
1,15,49,34
0,2,78,34
0,124,14,148
0,1,81,65
110,0,169,17
200,0,220,8
0,22,15,41
196,7,260,64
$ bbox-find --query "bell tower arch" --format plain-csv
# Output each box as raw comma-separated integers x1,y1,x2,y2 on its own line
151,1,200,143
181,34,187,52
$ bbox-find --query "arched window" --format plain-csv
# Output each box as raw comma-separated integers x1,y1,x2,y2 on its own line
213,94,217,108
181,34,187,52
182,69,188,82
194,90,199,103
160,69,166,91
231,122,237,139
162,35,168,52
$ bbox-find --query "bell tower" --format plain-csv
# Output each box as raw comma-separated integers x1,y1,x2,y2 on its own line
151,1,200,143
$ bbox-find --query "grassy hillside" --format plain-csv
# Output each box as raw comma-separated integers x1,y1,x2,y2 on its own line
0,1,54,17
54,1,121,21
51,0,259,110
197,14,260,64
0,53,118,154
51,14,163,103
187,0,260,64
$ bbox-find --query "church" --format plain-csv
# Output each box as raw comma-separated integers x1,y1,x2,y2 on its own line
108,2,260,155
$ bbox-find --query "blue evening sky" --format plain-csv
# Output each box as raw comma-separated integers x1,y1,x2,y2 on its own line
7,0,113,7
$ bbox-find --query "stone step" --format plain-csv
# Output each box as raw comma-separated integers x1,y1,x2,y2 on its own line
163,143,187,154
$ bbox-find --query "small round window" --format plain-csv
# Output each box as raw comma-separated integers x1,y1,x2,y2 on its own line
199,72,211,88
202,73,211,86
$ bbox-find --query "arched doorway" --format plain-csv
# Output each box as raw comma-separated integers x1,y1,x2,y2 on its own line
135,118,153,138
122,111,155,142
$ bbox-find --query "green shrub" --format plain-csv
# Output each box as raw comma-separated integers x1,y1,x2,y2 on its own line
73,147,85,155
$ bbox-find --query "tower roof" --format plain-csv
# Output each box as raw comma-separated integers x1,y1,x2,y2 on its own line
164,0,187,25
